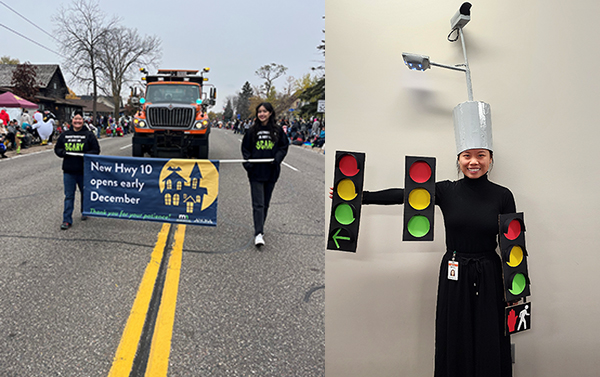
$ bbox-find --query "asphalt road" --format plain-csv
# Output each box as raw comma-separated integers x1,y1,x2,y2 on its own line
0,128,325,376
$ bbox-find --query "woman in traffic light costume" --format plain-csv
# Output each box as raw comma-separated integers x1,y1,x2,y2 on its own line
358,103,515,377
241,102,289,247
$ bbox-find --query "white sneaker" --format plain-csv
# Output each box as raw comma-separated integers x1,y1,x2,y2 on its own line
255,233,265,247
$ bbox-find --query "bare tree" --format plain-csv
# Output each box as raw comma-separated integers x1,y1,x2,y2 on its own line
53,0,118,123
254,63,288,97
98,26,161,120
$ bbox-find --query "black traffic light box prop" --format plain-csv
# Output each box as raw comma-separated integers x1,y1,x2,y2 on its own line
499,212,531,301
327,151,365,252
403,156,436,241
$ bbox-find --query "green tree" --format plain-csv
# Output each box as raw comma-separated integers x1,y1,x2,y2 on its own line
0,56,20,64
297,76,324,119
11,62,38,101
236,81,253,120
208,111,221,122
223,99,234,122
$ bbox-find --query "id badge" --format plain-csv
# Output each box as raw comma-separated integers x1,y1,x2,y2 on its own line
448,261,459,281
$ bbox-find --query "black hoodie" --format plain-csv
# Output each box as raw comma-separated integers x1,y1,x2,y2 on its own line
241,125,289,182
54,127,100,174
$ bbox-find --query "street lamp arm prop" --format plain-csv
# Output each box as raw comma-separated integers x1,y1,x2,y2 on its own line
430,61,466,72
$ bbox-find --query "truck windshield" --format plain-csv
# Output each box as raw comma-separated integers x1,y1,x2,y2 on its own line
145,84,200,104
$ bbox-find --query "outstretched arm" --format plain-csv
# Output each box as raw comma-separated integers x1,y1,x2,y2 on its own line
362,188,404,205
329,187,404,205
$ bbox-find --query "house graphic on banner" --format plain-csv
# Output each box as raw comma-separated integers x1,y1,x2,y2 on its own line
162,164,209,213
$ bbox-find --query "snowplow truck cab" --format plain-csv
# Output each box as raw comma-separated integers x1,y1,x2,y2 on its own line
132,68,216,159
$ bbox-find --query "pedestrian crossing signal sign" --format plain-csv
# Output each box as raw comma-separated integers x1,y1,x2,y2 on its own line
327,151,365,252
505,302,531,335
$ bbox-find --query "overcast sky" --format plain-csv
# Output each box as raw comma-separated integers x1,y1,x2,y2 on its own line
0,0,324,110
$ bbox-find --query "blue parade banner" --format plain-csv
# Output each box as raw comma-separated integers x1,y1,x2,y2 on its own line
82,155,219,226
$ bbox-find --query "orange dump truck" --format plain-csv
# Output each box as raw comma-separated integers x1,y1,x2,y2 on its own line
132,68,216,159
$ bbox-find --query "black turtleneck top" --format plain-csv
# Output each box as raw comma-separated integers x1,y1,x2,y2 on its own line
362,175,516,253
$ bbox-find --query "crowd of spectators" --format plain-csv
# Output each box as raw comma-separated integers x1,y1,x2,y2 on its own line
0,109,134,157
226,117,325,150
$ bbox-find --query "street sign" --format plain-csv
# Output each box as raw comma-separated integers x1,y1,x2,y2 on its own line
317,100,325,113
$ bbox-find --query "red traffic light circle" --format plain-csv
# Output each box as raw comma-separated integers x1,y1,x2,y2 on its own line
338,154,360,177
409,161,432,183
504,219,521,240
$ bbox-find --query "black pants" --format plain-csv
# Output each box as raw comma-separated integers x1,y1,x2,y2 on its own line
249,180,276,236
434,250,512,377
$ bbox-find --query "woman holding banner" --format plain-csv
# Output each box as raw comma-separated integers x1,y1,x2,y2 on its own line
54,110,100,230
241,102,289,247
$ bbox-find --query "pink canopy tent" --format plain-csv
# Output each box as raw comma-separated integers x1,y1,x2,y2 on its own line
0,92,38,109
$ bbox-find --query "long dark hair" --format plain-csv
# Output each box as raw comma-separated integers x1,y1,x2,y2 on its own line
250,102,279,143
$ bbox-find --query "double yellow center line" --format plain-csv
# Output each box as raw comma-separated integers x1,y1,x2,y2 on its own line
108,223,186,377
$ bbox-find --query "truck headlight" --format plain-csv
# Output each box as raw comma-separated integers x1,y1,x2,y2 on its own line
195,120,208,129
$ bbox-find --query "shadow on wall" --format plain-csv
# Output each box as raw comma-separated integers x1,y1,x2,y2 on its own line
403,88,451,117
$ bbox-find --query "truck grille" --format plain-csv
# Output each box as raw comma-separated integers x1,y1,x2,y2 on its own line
147,105,194,129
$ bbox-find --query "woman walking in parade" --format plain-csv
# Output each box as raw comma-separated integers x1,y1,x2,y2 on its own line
241,102,289,247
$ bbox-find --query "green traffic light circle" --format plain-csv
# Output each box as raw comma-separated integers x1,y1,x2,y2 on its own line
509,273,527,295
334,203,355,225
407,215,430,238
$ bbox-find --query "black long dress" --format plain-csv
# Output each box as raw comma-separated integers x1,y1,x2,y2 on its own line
362,174,515,377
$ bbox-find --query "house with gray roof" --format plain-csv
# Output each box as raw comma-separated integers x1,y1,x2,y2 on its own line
0,64,82,123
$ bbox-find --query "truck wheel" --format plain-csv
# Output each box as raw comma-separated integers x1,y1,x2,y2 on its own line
198,145,209,159
132,143,143,157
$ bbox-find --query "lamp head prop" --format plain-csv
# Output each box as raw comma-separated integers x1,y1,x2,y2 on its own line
402,53,431,71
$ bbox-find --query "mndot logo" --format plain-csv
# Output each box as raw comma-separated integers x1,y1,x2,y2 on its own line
327,151,365,252
499,212,531,301
403,156,436,241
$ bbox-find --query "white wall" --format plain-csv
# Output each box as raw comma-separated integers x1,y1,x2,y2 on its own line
325,1,600,376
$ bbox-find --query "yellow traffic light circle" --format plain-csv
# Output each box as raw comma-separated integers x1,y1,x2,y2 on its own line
507,246,524,267
337,179,357,201
408,188,431,210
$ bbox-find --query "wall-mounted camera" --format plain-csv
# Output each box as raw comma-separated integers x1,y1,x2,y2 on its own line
450,2,472,30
